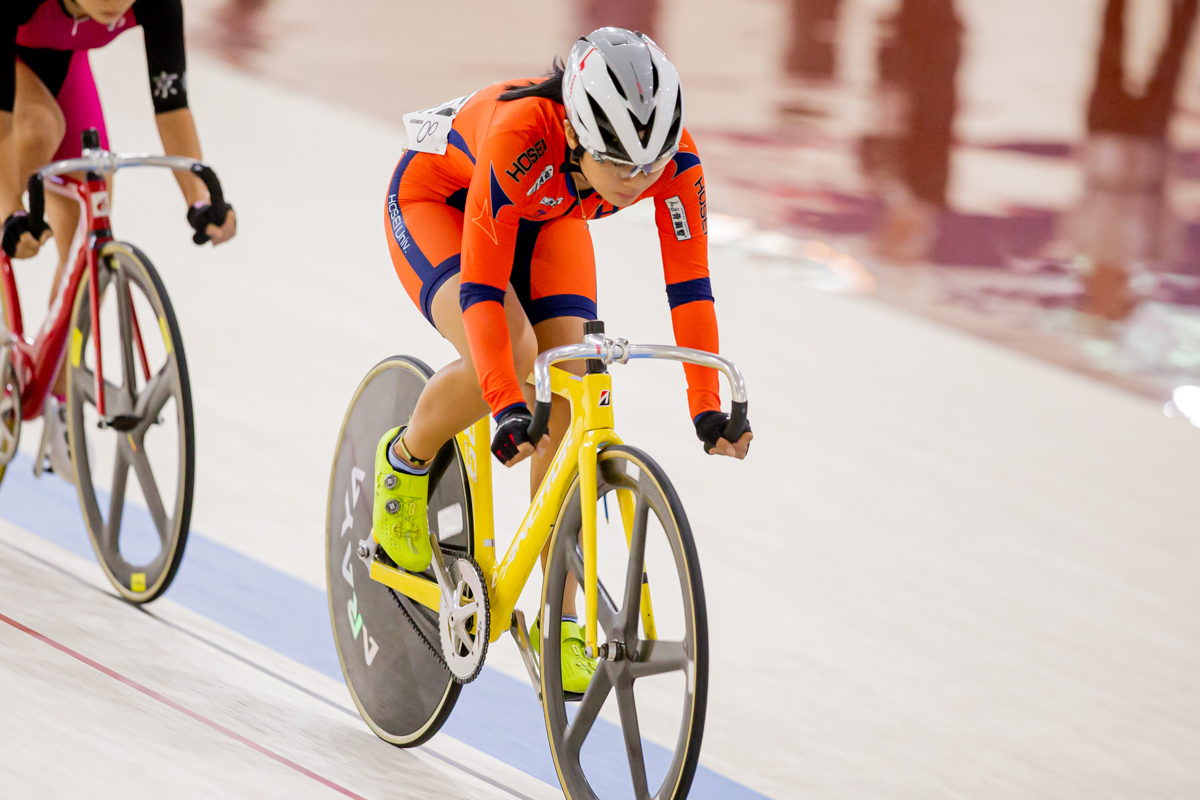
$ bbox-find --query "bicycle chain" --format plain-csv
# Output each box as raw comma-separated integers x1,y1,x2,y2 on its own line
385,585,448,671
381,550,488,684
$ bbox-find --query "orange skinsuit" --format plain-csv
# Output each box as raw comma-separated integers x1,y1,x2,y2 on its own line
386,80,720,421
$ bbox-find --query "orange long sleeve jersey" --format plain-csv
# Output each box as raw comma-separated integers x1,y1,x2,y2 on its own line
393,81,721,420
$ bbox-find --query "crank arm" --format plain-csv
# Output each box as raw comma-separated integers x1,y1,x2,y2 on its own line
427,528,457,609
358,529,443,613
368,559,441,612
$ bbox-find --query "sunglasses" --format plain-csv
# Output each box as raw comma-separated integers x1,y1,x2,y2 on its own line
587,145,679,178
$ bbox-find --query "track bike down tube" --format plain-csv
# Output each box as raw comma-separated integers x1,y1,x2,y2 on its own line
0,254,23,338
488,415,586,643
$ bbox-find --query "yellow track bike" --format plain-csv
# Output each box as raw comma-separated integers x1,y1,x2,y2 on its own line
326,320,748,800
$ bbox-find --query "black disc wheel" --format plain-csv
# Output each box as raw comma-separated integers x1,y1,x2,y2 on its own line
543,446,708,800
325,355,473,747
67,242,194,603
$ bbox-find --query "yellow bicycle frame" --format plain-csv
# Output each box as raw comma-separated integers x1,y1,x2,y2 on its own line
368,365,646,656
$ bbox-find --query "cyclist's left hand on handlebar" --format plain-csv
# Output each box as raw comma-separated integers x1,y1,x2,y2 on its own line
2,211,52,259
695,410,753,459
491,406,549,467
188,201,237,246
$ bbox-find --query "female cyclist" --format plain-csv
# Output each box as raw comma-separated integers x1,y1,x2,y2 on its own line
1,0,236,475
376,28,752,692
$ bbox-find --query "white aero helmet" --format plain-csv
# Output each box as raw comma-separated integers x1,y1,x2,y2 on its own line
563,28,684,172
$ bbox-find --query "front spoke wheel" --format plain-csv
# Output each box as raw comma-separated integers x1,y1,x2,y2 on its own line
67,242,194,603
542,446,708,800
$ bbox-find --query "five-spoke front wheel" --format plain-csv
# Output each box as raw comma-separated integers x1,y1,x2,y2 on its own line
67,242,194,603
542,446,708,800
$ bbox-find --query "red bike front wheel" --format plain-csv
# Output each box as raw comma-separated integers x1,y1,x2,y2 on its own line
66,241,194,603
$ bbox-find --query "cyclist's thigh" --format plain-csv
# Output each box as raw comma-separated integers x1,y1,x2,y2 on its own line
385,198,464,323
429,271,538,382
12,55,67,167
522,214,595,378
48,51,108,161
512,214,597,330
386,195,538,374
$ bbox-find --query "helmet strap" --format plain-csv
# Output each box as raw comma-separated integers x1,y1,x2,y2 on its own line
562,141,585,173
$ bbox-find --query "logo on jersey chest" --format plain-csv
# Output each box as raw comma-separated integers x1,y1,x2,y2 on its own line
507,139,547,181
540,195,564,207
526,165,555,196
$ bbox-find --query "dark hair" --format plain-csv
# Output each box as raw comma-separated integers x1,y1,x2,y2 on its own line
498,58,565,103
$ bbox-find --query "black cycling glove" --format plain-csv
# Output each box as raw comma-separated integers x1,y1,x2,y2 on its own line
2,211,48,258
694,410,752,455
187,201,233,245
491,405,535,464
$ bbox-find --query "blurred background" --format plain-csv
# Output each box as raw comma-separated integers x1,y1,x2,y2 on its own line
5,3,1200,799
190,0,1200,408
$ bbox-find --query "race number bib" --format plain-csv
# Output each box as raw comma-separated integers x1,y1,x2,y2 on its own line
402,92,478,155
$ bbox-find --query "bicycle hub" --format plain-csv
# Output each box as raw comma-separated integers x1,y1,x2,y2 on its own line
596,641,626,662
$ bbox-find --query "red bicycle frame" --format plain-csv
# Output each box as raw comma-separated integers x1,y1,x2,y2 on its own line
0,173,150,422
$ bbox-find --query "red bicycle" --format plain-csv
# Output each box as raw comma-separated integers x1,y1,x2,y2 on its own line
0,129,228,603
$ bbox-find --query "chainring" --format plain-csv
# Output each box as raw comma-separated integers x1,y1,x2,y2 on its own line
438,554,490,684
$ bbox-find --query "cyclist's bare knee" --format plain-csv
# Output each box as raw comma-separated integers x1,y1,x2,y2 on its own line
13,64,65,172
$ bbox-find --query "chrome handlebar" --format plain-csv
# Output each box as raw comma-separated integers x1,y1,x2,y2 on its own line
27,130,227,245
35,152,207,180
527,332,749,443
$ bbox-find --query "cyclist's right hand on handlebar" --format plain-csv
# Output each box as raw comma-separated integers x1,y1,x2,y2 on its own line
2,211,51,259
695,410,753,459
491,405,548,467
187,201,237,246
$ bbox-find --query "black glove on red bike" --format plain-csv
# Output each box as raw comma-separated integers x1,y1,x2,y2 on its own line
694,410,752,455
187,201,233,245
2,211,48,258
491,405,535,464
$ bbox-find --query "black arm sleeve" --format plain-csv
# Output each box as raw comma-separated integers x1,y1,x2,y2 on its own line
1,1,43,114
136,0,189,114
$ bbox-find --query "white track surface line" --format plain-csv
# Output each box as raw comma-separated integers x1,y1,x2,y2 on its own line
0,517,560,800
1,28,1197,800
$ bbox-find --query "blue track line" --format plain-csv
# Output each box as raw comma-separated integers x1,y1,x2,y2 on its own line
0,452,772,799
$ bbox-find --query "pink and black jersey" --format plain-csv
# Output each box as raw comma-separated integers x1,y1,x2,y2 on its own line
1,0,188,115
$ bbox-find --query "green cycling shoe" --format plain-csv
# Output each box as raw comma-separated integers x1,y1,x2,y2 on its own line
532,616,598,696
372,426,432,572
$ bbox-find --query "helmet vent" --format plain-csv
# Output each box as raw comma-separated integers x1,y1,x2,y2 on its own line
650,61,659,96
587,94,631,161
657,94,683,159
629,107,656,147
607,66,628,101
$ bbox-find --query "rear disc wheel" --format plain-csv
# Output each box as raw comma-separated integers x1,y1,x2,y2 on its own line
326,355,474,747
